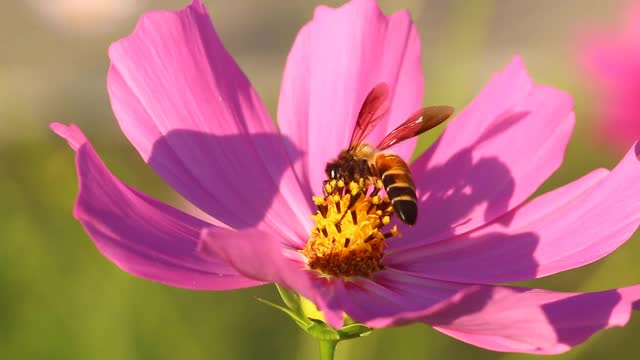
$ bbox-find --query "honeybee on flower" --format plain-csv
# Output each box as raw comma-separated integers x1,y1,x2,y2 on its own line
54,0,640,355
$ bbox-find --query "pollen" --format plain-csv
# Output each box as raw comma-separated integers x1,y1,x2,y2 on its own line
301,179,400,278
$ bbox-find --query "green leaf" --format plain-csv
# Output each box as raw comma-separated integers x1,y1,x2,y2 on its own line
255,297,311,331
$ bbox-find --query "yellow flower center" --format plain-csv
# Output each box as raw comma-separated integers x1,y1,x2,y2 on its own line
301,179,400,278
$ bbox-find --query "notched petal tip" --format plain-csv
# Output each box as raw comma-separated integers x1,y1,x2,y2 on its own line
313,0,381,17
107,0,209,61
433,285,640,354
53,122,262,290
190,0,206,12
278,0,423,192
499,55,533,93
50,122,88,151
381,283,640,354
508,53,525,69
400,55,574,250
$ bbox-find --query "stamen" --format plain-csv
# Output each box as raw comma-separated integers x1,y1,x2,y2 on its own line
347,191,361,210
318,205,328,218
301,179,401,278
366,203,376,214
363,234,375,243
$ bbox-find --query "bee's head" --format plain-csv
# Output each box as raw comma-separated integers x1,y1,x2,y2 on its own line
325,162,341,180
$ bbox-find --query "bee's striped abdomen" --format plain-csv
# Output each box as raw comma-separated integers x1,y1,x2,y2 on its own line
375,154,417,225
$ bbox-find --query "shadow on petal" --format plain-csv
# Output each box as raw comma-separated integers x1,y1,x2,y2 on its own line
341,230,539,325
386,230,540,283
148,130,310,236
423,286,636,354
542,291,622,348
393,111,529,251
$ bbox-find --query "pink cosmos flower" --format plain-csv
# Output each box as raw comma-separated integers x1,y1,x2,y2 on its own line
53,0,640,354
579,1,640,151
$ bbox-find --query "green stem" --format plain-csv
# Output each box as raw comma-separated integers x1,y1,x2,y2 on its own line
318,340,338,360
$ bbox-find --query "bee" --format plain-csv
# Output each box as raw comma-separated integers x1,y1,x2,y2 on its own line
325,83,454,225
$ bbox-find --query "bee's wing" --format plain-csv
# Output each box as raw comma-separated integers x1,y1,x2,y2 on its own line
377,106,454,151
349,83,390,149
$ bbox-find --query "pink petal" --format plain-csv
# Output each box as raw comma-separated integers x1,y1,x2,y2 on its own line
107,0,310,245
387,143,640,283
393,56,574,249
335,271,463,322
51,122,262,290
277,0,424,194
338,270,640,354
199,227,344,328
428,285,640,354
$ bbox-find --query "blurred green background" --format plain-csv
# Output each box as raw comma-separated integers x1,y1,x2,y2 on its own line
2,0,639,359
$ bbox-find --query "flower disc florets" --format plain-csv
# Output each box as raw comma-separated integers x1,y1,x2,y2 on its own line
301,179,400,278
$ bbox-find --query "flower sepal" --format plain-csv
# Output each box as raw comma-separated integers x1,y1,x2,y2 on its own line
259,285,371,342
336,323,372,340
276,284,304,318
255,296,311,332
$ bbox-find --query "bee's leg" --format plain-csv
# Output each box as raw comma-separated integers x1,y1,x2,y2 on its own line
360,159,369,175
